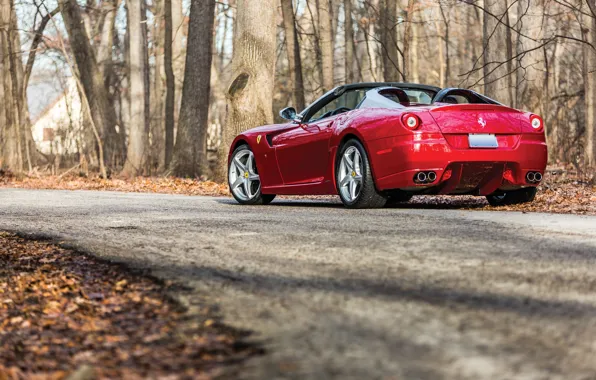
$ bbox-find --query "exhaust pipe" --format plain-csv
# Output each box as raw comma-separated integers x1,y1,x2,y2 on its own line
534,172,542,182
416,172,427,183
526,172,536,183
427,171,437,182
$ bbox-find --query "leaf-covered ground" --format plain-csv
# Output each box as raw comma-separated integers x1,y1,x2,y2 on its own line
1,167,595,215
0,233,260,379
0,173,228,197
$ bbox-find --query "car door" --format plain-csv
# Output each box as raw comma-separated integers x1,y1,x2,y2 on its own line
272,89,367,185
272,116,338,185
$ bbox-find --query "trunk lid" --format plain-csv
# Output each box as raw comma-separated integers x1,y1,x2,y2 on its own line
429,104,522,134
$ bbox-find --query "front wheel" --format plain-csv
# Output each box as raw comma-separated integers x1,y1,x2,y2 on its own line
486,187,537,206
336,139,386,209
228,145,276,205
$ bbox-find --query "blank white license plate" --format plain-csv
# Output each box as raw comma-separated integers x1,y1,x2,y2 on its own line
468,134,498,148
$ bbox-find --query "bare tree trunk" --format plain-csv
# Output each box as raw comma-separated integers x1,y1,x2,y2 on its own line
402,0,416,81
483,0,513,105
504,7,514,105
331,0,341,46
172,0,184,121
0,2,6,168
0,0,20,171
281,0,305,110
59,0,122,167
218,0,277,180
122,0,148,176
317,0,334,92
344,0,355,83
97,0,119,85
170,0,215,177
438,3,449,85
151,0,166,171
306,1,325,92
142,0,151,168
410,7,420,83
164,0,175,167
434,19,445,88
9,4,34,171
585,0,596,168
380,0,400,81
514,1,544,111
7,13,23,172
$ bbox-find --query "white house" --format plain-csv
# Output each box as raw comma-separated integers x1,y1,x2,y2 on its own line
31,77,84,156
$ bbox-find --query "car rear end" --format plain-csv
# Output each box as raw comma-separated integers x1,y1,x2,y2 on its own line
367,104,548,196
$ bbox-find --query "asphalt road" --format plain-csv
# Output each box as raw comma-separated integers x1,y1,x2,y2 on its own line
2,189,596,379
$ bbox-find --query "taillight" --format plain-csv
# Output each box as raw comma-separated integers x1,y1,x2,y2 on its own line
402,113,421,130
530,115,543,131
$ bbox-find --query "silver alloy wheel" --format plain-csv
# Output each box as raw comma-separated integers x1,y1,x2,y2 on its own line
338,146,363,202
229,149,261,201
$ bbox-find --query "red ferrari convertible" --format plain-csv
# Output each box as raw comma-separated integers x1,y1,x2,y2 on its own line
227,83,547,208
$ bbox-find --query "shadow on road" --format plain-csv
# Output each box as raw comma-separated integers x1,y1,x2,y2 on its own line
217,196,489,211
155,260,596,321
216,198,345,209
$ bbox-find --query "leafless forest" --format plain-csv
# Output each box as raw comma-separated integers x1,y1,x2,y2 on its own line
1,0,595,180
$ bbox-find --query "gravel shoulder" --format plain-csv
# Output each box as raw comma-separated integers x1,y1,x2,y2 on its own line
2,189,596,379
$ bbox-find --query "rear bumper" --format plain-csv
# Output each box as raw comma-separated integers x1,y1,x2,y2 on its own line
367,133,548,195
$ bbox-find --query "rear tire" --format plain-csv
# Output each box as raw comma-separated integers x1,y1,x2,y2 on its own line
486,187,537,206
336,139,386,209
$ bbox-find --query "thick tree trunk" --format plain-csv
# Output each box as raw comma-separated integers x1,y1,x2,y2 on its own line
122,0,148,176
59,0,122,167
380,0,400,81
344,0,354,83
281,0,305,111
483,0,513,105
585,0,596,168
170,0,215,177
218,0,277,180
317,0,334,92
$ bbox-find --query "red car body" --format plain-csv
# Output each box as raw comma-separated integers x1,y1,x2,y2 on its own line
228,83,547,200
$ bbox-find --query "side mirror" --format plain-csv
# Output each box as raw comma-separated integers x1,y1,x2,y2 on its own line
280,107,298,121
